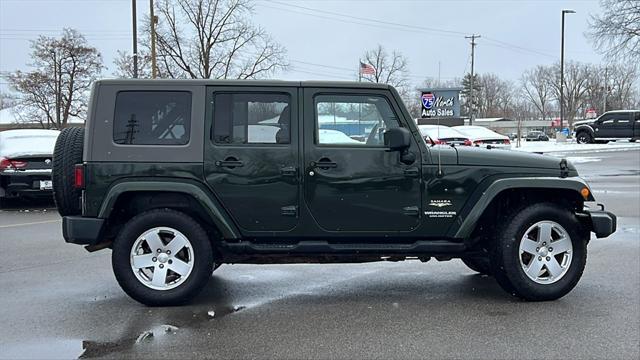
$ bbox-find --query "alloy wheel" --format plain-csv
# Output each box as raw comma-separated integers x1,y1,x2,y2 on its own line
130,227,194,290
518,221,573,284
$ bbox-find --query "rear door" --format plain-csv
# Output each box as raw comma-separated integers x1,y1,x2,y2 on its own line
204,86,300,234
302,88,422,233
635,112,640,139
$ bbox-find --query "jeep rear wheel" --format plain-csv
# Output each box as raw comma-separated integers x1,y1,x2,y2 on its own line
576,131,593,144
491,203,587,301
52,127,84,216
112,209,214,306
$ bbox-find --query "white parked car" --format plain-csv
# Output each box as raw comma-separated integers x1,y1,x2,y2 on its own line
453,126,512,149
0,129,60,206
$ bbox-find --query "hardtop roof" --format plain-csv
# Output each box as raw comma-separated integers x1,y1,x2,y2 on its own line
94,79,392,90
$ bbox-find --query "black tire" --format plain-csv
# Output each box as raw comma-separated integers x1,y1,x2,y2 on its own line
112,209,214,306
490,203,587,301
52,127,84,216
575,131,593,144
461,256,492,275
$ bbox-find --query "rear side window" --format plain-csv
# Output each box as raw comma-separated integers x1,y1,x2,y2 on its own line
212,93,290,144
113,91,191,145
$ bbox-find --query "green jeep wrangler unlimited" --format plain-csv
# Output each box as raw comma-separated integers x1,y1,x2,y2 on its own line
53,79,616,306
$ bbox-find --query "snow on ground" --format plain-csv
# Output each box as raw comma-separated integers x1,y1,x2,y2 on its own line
513,139,640,154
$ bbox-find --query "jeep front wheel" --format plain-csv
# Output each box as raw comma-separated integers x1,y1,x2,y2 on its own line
491,203,587,301
112,209,214,306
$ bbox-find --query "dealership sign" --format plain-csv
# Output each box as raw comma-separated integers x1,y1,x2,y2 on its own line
420,88,461,118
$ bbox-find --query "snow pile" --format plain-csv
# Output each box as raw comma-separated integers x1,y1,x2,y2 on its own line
0,129,60,158
513,139,640,154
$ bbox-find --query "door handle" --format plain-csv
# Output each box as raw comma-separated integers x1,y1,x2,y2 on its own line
280,166,297,177
215,157,243,168
404,167,420,178
311,158,338,170
403,206,420,217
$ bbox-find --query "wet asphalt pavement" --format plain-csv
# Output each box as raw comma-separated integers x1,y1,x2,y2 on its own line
1,149,638,359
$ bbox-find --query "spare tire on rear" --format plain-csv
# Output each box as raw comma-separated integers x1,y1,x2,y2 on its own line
52,127,84,216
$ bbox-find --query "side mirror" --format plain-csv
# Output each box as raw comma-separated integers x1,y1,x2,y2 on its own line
383,127,411,151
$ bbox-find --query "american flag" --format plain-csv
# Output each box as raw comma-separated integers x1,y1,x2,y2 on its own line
359,62,375,75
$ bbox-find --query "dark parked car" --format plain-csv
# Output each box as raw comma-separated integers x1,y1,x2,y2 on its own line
526,131,549,141
0,129,59,207
574,110,640,144
55,79,615,306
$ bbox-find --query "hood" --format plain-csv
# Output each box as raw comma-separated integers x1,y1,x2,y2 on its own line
573,119,594,126
455,146,572,170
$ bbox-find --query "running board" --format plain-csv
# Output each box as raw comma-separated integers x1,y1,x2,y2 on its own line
220,240,466,255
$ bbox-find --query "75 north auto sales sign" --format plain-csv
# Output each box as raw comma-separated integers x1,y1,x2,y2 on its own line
420,89,460,118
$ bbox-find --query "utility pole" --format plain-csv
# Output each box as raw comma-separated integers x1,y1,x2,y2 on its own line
465,34,480,125
150,0,158,78
559,9,575,141
602,66,608,114
132,0,138,78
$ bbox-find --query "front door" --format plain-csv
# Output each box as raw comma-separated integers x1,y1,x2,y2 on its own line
204,87,299,234
302,88,422,233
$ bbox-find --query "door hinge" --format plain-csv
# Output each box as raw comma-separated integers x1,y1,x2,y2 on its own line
281,205,298,217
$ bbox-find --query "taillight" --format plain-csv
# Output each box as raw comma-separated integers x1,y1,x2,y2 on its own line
463,139,472,146
74,164,85,189
503,139,511,144
11,160,27,168
0,157,10,171
0,157,27,170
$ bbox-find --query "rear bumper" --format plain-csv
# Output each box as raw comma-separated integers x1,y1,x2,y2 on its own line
0,171,52,198
62,216,105,245
584,206,617,238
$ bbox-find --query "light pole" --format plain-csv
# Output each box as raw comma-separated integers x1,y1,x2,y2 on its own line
559,9,575,141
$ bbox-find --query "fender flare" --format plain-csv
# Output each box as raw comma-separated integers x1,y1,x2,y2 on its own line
574,124,595,135
449,177,595,239
98,180,241,239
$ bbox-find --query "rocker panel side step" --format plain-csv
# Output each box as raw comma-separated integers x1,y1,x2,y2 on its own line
220,240,466,255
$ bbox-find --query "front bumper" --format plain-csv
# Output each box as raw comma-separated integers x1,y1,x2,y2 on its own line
62,216,105,245
584,205,617,238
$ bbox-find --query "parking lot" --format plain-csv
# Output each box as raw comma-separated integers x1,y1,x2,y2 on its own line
1,149,638,359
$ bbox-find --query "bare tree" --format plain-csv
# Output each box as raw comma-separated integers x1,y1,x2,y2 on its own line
361,45,410,91
588,0,640,61
521,65,553,120
113,50,152,78
545,61,590,124
5,28,103,128
0,92,16,110
116,0,287,79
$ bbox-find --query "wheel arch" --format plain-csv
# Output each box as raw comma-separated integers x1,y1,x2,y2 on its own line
99,181,241,240
575,124,595,135
450,177,594,240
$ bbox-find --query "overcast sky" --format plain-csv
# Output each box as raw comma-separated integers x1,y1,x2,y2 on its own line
0,0,604,91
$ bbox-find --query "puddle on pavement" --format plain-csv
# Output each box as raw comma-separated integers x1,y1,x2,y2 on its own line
2,339,86,359
3,304,249,359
